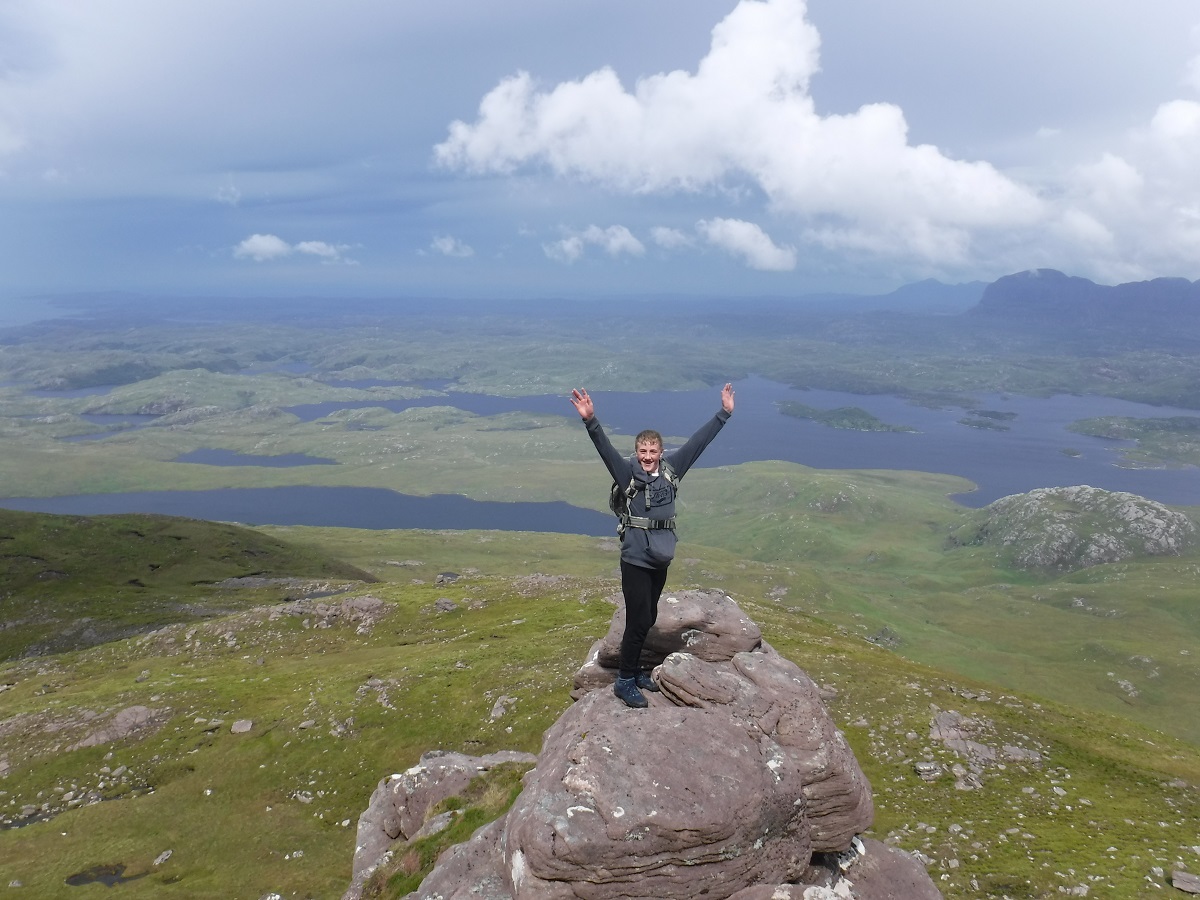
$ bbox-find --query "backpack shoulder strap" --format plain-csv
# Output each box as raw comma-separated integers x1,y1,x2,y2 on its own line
660,456,678,487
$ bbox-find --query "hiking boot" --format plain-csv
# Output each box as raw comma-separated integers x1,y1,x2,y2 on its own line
635,672,660,692
613,676,648,709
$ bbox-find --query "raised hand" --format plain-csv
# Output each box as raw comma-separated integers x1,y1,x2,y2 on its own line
721,382,735,414
570,388,595,420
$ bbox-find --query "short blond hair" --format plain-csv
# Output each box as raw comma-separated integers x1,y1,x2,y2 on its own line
635,429,663,449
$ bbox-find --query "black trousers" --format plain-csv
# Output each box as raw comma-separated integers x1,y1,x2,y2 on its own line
619,559,669,678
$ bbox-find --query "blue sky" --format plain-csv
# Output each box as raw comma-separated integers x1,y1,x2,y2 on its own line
2,0,1199,301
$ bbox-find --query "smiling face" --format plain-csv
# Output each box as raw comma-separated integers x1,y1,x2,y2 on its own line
635,438,663,474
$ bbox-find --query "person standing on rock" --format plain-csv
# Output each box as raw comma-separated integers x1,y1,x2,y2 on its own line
569,383,735,709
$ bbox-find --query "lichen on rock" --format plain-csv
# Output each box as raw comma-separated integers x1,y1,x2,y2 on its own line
947,485,1195,571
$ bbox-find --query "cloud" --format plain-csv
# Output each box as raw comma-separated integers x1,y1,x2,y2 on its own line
1186,35,1200,93
697,218,795,270
651,226,693,249
585,224,644,257
1187,58,1200,94
431,235,475,257
234,233,353,264
233,233,292,262
1050,98,1200,281
1149,99,1200,144
4,0,1200,294
436,0,1044,267
543,224,645,264
294,240,344,259
1072,153,1144,214
215,182,241,205
544,235,585,264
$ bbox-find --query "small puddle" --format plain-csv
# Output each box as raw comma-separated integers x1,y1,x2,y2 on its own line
65,864,148,887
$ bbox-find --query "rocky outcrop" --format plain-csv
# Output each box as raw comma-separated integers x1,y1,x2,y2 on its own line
351,590,941,900
345,750,538,900
947,485,1195,572
67,704,169,751
268,594,391,633
923,706,1044,792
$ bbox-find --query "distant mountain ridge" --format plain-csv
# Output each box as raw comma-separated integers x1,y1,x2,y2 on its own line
970,268,1200,344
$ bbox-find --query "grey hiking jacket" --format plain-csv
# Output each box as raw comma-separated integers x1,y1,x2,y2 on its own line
583,408,731,569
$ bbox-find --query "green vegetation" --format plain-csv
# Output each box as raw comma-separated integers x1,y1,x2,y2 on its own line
0,509,375,660
777,400,916,432
1070,414,1200,468
364,762,532,897
959,409,1018,431
0,523,1195,899
968,410,1017,421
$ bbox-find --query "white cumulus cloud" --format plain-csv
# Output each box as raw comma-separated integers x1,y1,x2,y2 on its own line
1050,96,1200,282
234,234,353,263
233,233,292,262
543,224,644,264
651,226,693,249
585,224,644,257
431,235,475,257
436,0,1044,268
295,240,343,259
697,218,795,271
1149,99,1200,145
544,235,585,264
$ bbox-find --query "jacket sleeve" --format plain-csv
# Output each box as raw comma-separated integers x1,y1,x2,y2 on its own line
583,416,634,485
667,408,731,478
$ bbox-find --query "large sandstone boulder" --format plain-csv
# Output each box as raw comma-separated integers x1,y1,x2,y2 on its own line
503,691,813,897
572,588,763,698
655,649,873,850
353,590,940,900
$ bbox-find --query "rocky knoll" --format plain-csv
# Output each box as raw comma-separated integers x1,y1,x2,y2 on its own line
349,590,941,900
947,484,1195,572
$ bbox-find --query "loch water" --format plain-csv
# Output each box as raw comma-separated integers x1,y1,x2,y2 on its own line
5,376,1199,532
287,375,1200,508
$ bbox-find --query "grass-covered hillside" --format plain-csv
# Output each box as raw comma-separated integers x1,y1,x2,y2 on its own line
0,509,375,661
0,520,1196,899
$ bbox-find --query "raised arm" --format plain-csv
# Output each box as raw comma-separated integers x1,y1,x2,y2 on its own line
668,382,734,477
571,388,632,484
